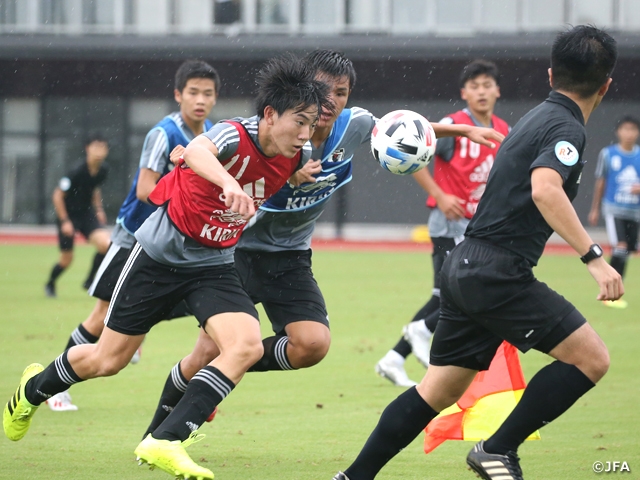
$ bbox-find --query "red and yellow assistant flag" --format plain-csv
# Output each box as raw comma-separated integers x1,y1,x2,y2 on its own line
424,341,540,453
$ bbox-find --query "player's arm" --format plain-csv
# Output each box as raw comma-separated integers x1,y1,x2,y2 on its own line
588,149,608,226
92,188,107,225
52,187,74,236
531,167,623,301
412,168,465,220
183,135,255,219
136,168,162,204
432,123,504,148
588,178,605,226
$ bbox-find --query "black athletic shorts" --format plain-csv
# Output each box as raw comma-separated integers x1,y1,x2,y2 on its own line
430,237,586,371
605,214,639,252
105,243,258,336
234,248,329,335
57,211,104,251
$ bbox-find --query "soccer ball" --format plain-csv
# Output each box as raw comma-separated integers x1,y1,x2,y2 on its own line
371,110,436,175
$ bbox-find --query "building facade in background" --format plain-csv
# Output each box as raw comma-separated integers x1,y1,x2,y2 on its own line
1,0,640,227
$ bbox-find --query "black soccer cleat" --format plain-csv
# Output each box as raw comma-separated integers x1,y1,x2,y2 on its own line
466,440,523,480
44,282,56,298
332,472,350,480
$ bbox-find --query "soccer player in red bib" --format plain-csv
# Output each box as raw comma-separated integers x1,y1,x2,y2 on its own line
3,55,331,480
376,60,510,386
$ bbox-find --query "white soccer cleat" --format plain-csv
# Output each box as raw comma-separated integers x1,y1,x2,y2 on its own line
403,321,432,368
46,391,78,412
375,352,417,387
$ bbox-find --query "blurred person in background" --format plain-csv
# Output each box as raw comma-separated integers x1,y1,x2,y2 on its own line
376,60,509,387
45,133,111,298
588,115,640,309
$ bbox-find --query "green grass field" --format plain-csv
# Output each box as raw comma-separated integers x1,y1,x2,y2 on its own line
0,244,638,480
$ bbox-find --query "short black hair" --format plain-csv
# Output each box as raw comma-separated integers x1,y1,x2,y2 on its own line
175,60,221,95
459,60,500,88
254,53,333,120
551,25,617,98
616,115,640,131
84,132,108,147
304,49,357,90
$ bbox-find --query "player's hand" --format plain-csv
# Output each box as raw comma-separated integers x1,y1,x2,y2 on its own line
588,208,599,226
463,126,505,149
96,209,107,226
61,220,75,237
435,193,466,220
170,145,186,166
222,181,255,220
631,183,640,195
586,257,624,301
289,159,322,186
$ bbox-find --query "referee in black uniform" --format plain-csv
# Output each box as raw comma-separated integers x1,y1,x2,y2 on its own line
333,25,621,480
45,134,111,297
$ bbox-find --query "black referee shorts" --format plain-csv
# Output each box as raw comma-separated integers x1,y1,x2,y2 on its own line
234,248,329,336
431,238,586,371
105,244,258,336
57,211,104,251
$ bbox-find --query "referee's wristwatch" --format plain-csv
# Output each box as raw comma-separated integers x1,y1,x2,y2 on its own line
580,244,603,264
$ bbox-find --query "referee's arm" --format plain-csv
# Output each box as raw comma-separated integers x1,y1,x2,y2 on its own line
531,167,623,301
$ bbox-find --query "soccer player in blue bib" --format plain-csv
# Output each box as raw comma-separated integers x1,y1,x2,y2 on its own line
45,60,219,412
588,115,640,309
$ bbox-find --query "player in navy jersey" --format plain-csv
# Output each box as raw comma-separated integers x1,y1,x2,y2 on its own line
377,60,510,387
45,60,219,412
4,54,332,480
45,134,111,298
140,50,506,439
333,25,620,480
589,115,640,310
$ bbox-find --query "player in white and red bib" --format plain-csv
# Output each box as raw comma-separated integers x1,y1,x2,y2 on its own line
377,60,510,387
4,54,331,480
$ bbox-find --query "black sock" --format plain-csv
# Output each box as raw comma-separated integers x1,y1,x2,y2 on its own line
609,248,628,278
48,264,65,284
484,361,595,455
411,294,440,323
248,335,294,372
391,337,412,358
424,308,440,334
65,323,100,350
344,387,438,480
153,365,235,442
25,350,83,405
143,362,189,439
84,252,105,286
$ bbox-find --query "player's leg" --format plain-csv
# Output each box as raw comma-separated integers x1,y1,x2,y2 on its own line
3,326,143,441
482,311,606,458
236,248,332,372
45,225,74,297
83,224,110,289
142,327,220,438
340,306,490,480
376,238,453,386
135,265,258,479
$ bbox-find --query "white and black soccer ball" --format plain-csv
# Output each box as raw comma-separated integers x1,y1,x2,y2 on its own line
371,110,436,175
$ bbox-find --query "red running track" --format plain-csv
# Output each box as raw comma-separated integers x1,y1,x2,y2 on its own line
0,232,579,254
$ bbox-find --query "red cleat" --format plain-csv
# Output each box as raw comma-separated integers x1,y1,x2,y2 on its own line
206,406,218,423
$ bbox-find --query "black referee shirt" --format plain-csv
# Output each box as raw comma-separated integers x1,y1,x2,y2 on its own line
466,91,586,266
59,161,108,216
